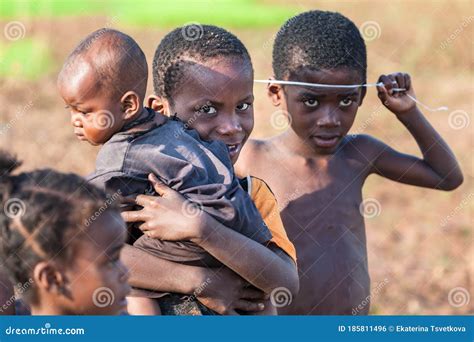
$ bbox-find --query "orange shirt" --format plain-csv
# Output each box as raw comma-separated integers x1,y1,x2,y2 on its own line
243,175,297,263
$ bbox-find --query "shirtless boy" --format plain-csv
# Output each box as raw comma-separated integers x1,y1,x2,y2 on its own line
237,10,463,314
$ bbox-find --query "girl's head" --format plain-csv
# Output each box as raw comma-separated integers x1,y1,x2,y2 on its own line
0,152,130,315
149,25,254,164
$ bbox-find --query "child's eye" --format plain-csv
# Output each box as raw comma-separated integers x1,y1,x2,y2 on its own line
303,99,319,107
79,111,92,119
72,107,88,116
340,98,354,107
198,105,217,115
236,103,251,111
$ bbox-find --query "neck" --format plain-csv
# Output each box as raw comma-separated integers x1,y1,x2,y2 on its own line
279,129,322,160
123,107,148,126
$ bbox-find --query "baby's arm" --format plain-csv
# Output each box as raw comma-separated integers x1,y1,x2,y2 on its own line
362,73,463,190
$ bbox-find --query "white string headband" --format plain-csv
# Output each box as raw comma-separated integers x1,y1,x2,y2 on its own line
254,79,448,112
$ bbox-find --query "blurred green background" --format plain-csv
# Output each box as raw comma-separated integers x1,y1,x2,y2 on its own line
1,0,296,27
1,0,299,80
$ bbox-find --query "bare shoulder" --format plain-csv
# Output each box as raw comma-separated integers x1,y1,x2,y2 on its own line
236,139,274,176
342,134,388,162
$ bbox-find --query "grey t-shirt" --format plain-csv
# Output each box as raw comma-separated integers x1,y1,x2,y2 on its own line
88,110,271,266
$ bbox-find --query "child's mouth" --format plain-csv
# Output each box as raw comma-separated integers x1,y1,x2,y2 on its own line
311,134,341,148
75,134,87,141
74,128,87,140
75,134,88,142
226,142,242,158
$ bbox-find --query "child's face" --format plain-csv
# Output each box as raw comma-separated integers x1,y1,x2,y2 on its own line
161,58,254,165
58,62,126,145
60,210,130,315
272,68,365,154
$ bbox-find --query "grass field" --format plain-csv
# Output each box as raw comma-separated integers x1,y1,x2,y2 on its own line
0,0,472,314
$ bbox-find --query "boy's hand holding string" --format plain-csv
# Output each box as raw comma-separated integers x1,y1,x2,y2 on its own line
368,72,463,190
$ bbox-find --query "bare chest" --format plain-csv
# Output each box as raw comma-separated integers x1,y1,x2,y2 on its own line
254,152,369,247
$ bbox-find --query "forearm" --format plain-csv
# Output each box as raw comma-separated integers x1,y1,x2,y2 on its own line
193,216,298,295
121,244,209,295
399,107,463,187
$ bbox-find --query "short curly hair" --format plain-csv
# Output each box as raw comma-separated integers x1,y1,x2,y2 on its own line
152,24,252,103
272,10,367,83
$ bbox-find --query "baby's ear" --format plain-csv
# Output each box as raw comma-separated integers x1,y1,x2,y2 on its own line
120,91,141,119
267,77,283,107
147,95,170,115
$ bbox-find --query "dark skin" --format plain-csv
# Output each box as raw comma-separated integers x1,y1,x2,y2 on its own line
121,58,298,315
31,210,130,315
56,45,286,314
121,243,267,315
236,68,463,314
57,50,281,314
57,56,151,146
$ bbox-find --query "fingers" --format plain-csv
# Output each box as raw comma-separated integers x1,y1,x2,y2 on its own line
395,73,405,91
389,74,403,98
138,221,150,232
405,73,412,92
233,299,265,312
377,74,390,103
121,209,149,223
135,194,160,208
387,74,400,92
148,173,168,197
380,73,410,87
120,195,136,206
378,74,393,92
378,73,412,103
140,224,158,238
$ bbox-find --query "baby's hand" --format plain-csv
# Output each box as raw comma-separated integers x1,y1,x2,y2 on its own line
377,72,417,116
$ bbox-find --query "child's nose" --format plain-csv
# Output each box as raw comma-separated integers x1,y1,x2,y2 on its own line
317,107,341,127
217,115,243,135
71,114,83,127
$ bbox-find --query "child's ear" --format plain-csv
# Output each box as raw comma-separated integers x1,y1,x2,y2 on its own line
120,91,141,120
267,77,283,107
33,261,65,294
147,95,171,116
